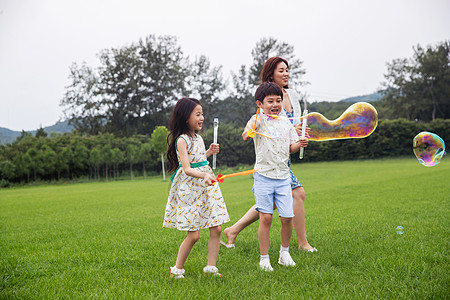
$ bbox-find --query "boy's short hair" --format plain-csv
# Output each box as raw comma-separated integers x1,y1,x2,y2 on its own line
255,82,283,103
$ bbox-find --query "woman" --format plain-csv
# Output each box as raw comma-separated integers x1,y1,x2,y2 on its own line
222,56,317,252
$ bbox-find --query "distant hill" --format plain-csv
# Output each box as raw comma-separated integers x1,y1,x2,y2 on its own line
0,120,74,144
338,91,384,103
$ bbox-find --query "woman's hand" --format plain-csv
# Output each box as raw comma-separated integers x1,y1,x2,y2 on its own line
295,124,311,138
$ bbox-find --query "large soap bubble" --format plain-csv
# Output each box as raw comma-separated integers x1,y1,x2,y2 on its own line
305,102,378,141
413,132,446,167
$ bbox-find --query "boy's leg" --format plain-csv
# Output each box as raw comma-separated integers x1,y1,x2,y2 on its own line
258,212,272,255
175,231,200,269
207,225,222,266
279,217,296,267
280,217,293,247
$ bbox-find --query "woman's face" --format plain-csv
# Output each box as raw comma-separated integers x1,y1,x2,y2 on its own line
272,61,289,89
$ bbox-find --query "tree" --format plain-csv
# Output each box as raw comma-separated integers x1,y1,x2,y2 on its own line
64,34,190,137
110,147,124,179
101,144,112,182
139,143,152,179
89,146,102,180
126,144,139,180
137,35,189,133
42,145,57,180
0,160,16,181
151,126,169,181
35,127,48,138
25,147,43,181
186,55,225,126
61,62,105,135
380,41,450,121
71,140,89,177
14,131,32,143
226,65,255,124
56,146,72,180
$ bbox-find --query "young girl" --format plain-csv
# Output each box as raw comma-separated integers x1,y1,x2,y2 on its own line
163,97,230,278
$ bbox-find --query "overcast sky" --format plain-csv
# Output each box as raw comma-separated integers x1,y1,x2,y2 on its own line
0,0,449,131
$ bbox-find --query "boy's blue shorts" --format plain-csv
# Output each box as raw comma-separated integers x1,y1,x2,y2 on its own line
252,172,294,218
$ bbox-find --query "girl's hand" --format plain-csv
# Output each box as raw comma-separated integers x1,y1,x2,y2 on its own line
203,173,216,186
295,124,311,138
209,143,219,155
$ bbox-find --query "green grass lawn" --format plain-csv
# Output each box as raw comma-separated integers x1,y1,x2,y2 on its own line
1,158,449,299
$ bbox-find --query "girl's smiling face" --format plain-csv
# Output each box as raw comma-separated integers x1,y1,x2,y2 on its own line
272,61,289,89
187,104,204,135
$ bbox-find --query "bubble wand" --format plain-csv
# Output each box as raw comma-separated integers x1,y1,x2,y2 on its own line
247,109,273,139
299,99,308,159
212,118,218,169
213,168,259,184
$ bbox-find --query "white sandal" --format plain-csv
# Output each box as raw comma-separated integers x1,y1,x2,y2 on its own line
170,266,185,279
203,265,222,277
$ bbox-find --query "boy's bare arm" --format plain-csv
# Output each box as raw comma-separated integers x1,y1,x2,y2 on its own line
242,117,256,141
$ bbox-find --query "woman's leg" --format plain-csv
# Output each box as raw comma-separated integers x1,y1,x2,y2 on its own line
223,205,259,245
207,225,222,266
292,186,315,250
175,231,200,269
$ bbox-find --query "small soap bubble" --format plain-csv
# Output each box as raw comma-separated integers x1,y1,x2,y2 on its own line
413,132,446,167
396,226,404,235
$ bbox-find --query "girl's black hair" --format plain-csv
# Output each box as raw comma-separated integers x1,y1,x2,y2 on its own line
166,97,201,172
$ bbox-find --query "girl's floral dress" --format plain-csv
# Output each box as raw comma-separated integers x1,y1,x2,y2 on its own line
163,134,229,231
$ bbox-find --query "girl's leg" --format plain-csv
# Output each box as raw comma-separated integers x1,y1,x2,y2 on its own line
207,225,222,266
292,187,315,250
223,205,259,245
175,231,200,269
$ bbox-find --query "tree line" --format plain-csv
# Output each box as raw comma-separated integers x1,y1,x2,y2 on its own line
1,118,448,187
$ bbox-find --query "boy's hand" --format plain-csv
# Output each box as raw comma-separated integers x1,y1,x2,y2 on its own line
298,136,309,148
203,173,216,186
242,130,250,140
242,117,258,141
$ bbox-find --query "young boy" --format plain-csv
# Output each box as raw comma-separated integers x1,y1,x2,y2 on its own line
242,82,307,271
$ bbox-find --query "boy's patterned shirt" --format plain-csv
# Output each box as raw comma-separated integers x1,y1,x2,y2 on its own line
244,110,299,179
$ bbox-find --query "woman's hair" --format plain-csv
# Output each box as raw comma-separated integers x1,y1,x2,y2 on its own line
166,97,201,172
255,82,283,103
259,56,289,88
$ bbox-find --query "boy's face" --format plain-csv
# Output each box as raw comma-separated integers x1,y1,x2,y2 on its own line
256,94,283,115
